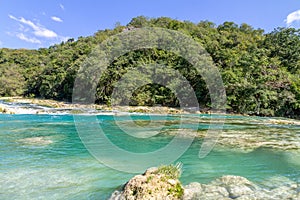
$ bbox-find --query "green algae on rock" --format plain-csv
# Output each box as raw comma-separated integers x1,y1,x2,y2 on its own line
110,164,184,200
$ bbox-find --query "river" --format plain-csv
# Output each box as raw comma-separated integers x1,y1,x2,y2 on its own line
0,113,299,199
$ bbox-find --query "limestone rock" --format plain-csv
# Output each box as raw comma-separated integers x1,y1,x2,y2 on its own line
183,175,300,200
110,166,184,200
110,169,300,200
184,182,230,200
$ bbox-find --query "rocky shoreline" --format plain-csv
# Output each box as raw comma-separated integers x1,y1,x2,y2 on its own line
110,166,300,200
2,97,300,121
2,97,300,154
0,97,187,115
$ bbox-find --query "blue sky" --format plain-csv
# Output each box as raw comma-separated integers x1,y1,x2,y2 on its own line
1,0,300,49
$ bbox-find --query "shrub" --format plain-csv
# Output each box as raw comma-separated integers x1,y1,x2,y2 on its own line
156,162,182,179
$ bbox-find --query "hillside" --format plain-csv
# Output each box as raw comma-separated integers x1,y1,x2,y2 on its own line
0,16,299,118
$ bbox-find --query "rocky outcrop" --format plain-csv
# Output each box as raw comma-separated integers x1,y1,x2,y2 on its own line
110,167,184,200
110,169,300,200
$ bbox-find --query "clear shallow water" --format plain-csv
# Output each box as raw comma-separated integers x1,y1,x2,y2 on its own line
0,114,299,199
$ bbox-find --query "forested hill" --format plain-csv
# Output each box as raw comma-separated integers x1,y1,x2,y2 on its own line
0,16,300,118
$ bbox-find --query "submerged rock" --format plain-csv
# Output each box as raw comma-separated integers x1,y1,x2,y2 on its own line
163,126,300,153
184,182,230,200
184,175,300,200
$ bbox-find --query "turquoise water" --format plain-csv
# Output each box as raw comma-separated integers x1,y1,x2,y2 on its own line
0,114,300,199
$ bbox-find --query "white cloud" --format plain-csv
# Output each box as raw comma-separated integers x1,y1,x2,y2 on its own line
59,36,71,42
9,14,57,38
16,33,41,44
60,4,65,10
51,16,63,22
18,24,29,32
5,31,13,36
285,10,300,25
0,40,3,46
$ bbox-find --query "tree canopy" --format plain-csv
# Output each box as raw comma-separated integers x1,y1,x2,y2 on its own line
0,16,299,118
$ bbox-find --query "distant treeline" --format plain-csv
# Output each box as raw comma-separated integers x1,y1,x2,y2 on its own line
0,16,299,118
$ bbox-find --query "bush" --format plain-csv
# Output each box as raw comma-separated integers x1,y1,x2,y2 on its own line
156,162,183,179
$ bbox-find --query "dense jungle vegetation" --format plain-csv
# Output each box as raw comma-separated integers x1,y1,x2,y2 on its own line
0,16,300,118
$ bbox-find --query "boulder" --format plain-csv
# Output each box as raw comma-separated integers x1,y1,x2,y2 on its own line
110,166,184,200
110,169,300,200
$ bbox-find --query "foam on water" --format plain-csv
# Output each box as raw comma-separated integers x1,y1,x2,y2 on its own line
18,136,53,145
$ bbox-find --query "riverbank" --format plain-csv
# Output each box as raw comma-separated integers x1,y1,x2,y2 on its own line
0,97,188,115
0,96,283,116
1,97,300,122
2,97,299,155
